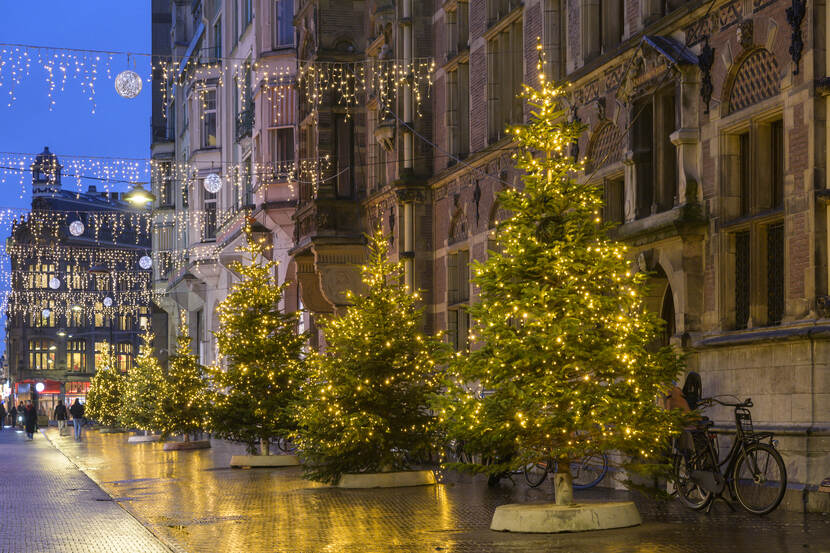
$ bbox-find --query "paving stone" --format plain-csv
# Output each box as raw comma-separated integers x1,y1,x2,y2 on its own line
0,427,171,553
39,428,830,553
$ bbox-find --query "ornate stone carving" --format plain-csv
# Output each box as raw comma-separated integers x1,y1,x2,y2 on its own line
737,19,754,49
786,0,807,75
698,39,715,115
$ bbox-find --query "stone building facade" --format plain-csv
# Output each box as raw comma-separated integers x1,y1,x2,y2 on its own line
291,0,828,509
150,0,299,364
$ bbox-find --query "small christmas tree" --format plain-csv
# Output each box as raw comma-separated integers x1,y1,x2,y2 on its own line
441,50,684,503
86,346,124,428
210,227,306,454
294,229,448,484
155,327,210,441
121,329,165,433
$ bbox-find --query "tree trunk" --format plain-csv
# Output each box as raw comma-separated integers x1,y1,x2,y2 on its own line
553,468,574,505
184,434,190,443
260,438,270,456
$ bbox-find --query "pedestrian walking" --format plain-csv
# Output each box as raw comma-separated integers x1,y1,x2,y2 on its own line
8,404,17,429
54,401,68,436
16,402,24,429
23,401,37,440
0,402,6,430
69,399,85,442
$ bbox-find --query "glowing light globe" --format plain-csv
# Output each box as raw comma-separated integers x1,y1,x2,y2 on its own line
139,255,153,270
115,70,143,99
103,296,113,307
42,308,51,318
35,382,45,393
69,220,85,236
49,277,61,290
204,173,223,194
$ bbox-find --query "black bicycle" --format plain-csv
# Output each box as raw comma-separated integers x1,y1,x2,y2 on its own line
673,396,787,515
523,453,609,489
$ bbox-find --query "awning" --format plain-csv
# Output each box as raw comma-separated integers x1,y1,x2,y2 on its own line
16,379,62,394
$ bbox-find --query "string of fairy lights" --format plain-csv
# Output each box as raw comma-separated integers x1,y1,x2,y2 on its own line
0,43,435,117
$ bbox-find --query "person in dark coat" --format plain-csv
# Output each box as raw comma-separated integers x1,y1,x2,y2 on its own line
69,399,85,442
54,402,68,436
8,404,17,429
23,401,37,440
0,402,6,430
16,402,24,428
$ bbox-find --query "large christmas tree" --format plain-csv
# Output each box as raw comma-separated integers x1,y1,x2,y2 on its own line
155,328,210,441
210,228,306,454
86,345,124,428
441,60,684,502
121,329,165,433
295,229,448,484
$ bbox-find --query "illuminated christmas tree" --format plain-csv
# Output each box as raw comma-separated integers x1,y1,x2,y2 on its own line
295,229,448,484
210,228,306,454
86,346,124,428
121,329,164,433
440,49,684,502
155,327,210,441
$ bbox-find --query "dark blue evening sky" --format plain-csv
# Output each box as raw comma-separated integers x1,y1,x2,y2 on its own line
0,1,151,355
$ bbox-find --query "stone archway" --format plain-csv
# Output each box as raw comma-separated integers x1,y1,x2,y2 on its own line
642,264,676,347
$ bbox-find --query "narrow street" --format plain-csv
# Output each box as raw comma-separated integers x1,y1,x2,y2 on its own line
0,428,170,553
14,427,826,553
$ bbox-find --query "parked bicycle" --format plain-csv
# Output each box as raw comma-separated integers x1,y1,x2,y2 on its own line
673,396,787,515
523,453,609,489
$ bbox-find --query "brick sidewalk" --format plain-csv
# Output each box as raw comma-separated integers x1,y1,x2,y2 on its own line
39,427,830,553
0,427,171,553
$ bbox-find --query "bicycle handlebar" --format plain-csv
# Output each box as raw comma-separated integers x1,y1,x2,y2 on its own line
698,396,753,408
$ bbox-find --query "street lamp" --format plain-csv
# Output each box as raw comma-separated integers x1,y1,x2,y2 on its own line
123,183,156,206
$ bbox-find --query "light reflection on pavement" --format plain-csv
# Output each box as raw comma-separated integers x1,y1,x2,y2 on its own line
43,428,830,553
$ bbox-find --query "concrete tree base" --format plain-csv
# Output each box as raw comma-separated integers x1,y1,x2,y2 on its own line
230,454,301,468
162,440,211,451
127,434,162,443
98,428,128,434
337,470,436,489
490,501,641,533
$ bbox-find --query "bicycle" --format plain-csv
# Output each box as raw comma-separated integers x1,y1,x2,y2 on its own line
523,453,609,489
672,396,787,515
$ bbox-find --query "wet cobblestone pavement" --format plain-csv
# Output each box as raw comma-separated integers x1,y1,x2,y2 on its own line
40,428,830,553
0,428,170,553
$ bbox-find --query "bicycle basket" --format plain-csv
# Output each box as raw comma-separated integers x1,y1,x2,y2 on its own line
735,407,755,441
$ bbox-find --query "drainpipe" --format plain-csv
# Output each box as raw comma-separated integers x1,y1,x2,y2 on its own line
400,0,415,291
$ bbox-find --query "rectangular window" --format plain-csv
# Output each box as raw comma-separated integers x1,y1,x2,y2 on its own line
117,343,133,373
158,161,173,206
603,177,625,224
735,231,750,329
204,187,217,240
243,0,253,28
633,88,676,219
94,342,110,371
770,119,784,209
447,64,470,159
487,20,523,143
202,89,217,147
213,17,222,61
447,308,470,351
273,0,294,48
28,339,55,370
66,340,87,373
457,2,469,52
447,249,470,305
270,127,294,179
739,132,750,216
68,306,84,328
767,222,784,325
138,307,151,331
336,115,354,198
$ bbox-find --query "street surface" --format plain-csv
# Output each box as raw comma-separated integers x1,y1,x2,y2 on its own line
5,427,820,553
0,428,170,553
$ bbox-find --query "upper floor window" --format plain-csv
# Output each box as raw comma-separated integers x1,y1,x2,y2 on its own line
487,0,520,27
270,127,294,180
446,1,469,59
487,19,523,144
725,117,784,219
27,263,55,289
29,339,55,370
447,63,470,160
117,342,133,373
204,186,217,240
632,87,677,219
213,17,222,61
66,340,87,373
273,0,295,48
335,115,354,198
202,89,218,148
243,0,254,29
447,248,471,352
582,0,623,62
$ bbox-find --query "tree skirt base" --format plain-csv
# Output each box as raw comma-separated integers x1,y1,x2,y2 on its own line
337,470,436,488
127,434,162,443
490,501,641,533
163,440,211,451
230,454,301,468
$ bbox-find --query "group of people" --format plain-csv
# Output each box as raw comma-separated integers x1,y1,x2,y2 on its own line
0,398,86,441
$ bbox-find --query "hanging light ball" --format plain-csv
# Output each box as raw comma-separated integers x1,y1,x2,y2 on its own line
115,70,143,99
69,220,85,237
49,277,61,290
42,308,51,319
103,296,113,308
204,173,223,194
139,255,153,270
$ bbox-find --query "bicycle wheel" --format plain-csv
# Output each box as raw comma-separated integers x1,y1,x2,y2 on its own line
733,443,787,515
673,453,713,510
571,454,608,489
524,460,550,488
275,438,298,454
